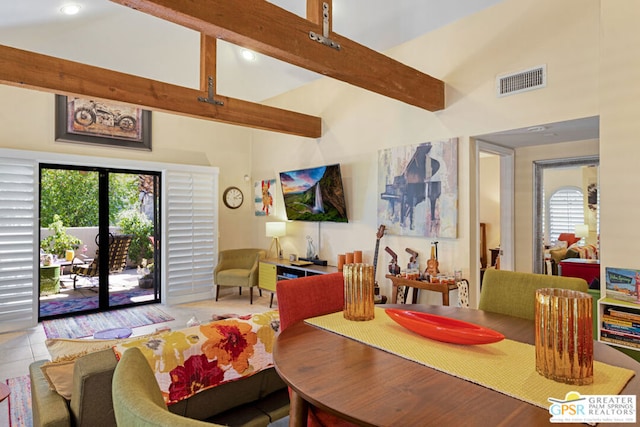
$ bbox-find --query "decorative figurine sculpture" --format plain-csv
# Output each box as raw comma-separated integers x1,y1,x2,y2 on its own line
306,235,317,259
425,241,440,278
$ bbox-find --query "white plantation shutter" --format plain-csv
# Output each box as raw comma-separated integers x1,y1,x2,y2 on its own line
0,148,218,331
164,169,218,305
549,187,584,243
0,158,37,332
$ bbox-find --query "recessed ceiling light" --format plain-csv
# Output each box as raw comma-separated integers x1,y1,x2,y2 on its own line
526,125,547,133
241,49,256,61
60,3,82,16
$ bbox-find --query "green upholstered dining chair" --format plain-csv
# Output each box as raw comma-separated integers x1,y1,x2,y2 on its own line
214,248,265,304
113,347,221,427
478,268,588,321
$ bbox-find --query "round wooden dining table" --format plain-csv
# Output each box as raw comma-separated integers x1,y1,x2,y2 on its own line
274,304,640,427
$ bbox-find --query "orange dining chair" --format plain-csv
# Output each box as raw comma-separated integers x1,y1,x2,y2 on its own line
276,272,357,427
277,272,344,331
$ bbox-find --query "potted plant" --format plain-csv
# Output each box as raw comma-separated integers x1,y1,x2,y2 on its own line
40,214,82,259
137,259,154,289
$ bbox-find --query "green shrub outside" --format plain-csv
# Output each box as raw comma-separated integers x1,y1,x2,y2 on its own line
117,209,154,266
40,214,82,258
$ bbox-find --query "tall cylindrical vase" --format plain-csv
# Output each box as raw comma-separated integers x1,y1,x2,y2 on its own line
343,263,375,321
535,288,593,385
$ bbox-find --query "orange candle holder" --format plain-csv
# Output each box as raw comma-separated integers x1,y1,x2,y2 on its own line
353,250,363,263
345,252,354,264
337,254,346,271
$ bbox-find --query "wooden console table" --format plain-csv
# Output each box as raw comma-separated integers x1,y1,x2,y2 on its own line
385,274,458,305
39,265,61,295
259,258,338,307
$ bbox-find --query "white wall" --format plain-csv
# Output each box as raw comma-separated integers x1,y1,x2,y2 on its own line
250,0,602,306
0,85,254,250
599,2,640,271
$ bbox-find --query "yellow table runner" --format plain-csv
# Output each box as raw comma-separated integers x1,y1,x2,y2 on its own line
305,307,635,409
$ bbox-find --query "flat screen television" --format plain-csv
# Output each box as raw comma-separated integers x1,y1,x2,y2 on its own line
279,163,348,222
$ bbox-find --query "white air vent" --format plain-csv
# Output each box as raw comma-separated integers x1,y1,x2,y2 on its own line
496,65,546,97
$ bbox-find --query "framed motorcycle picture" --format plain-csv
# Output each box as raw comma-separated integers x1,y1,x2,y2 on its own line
55,95,152,150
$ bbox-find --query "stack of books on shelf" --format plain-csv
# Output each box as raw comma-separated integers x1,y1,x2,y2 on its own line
601,305,640,349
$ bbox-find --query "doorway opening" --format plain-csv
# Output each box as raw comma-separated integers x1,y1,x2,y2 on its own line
38,164,161,319
532,156,599,274
477,141,515,272
472,140,514,309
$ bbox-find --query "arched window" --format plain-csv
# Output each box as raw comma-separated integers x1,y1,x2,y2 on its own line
548,187,584,244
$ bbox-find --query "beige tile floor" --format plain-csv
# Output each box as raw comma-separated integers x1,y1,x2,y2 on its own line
0,287,278,426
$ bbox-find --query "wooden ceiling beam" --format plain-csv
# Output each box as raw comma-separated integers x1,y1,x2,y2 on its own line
200,34,217,93
307,0,331,31
0,44,321,138
111,0,445,111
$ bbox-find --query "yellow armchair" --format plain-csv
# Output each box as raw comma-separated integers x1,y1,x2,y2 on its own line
214,248,266,304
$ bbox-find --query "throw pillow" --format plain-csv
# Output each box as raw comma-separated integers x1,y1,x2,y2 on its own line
45,337,124,362
549,247,568,265
551,241,568,249
41,334,155,399
39,359,75,400
558,233,581,247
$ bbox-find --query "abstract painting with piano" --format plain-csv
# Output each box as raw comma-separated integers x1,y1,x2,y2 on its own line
378,139,458,238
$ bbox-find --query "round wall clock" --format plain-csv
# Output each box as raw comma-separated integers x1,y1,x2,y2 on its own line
223,186,244,209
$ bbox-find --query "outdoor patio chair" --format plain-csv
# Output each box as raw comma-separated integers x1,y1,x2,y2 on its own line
71,234,133,289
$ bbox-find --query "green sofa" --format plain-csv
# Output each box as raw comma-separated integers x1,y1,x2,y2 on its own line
30,344,289,427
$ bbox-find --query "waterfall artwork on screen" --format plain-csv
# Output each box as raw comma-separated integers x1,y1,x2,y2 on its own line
278,163,348,223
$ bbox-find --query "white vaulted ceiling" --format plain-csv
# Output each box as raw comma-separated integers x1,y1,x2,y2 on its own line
0,0,503,103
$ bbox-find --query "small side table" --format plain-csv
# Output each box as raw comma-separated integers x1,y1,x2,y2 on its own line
385,274,458,306
93,327,133,340
0,382,10,403
40,265,61,295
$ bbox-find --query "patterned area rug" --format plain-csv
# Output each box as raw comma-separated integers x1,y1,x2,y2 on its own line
40,287,155,317
6,375,32,427
42,305,174,339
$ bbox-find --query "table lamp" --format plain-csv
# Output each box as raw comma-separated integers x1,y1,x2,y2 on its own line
266,222,286,259
574,224,588,246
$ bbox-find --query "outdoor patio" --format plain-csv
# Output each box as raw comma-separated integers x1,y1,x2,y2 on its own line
39,268,157,317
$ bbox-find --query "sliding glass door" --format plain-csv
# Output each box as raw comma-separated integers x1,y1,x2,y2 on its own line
38,164,161,319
